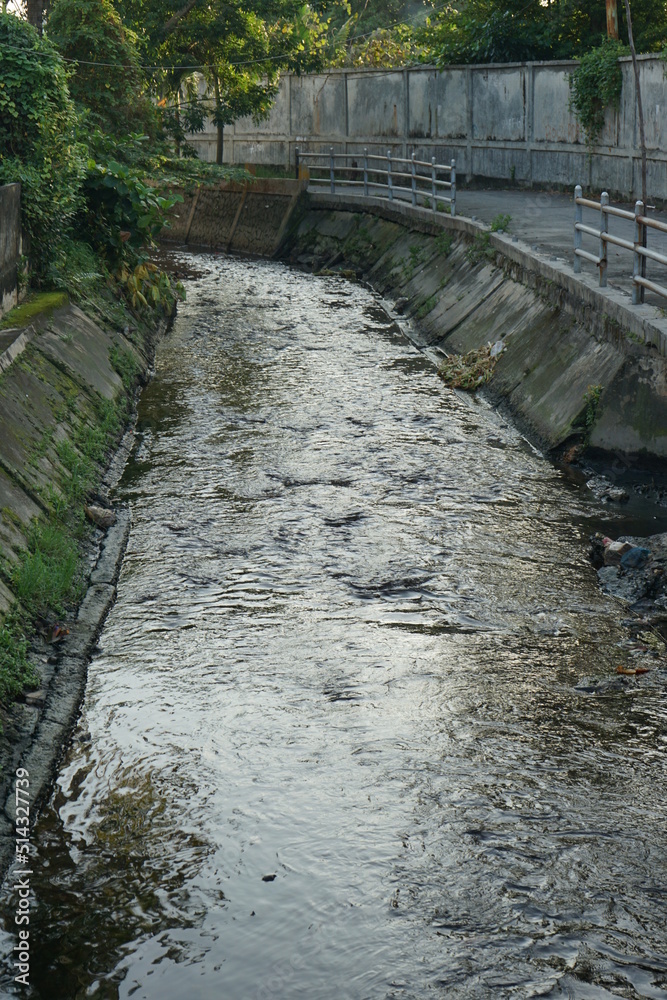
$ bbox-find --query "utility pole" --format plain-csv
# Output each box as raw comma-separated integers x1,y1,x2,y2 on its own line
606,0,619,38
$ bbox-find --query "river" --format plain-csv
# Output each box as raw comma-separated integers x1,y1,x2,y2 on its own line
2,253,667,999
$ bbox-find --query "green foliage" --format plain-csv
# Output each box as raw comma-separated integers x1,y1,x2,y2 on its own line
110,344,141,392
416,294,438,318
569,39,626,147
403,243,426,279
48,0,157,136
331,25,426,68
11,522,82,617
0,610,38,705
46,237,103,300
491,213,511,232
0,13,86,277
583,383,603,430
435,232,454,256
82,155,182,265
420,0,665,65
466,231,495,265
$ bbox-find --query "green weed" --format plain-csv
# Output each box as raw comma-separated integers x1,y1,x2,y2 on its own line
491,213,511,233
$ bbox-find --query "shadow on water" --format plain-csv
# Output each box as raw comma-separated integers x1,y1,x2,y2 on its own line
2,253,666,999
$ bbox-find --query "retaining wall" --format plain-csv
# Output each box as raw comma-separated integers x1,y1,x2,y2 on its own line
165,177,308,253
279,196,667,459
0,183,21,317
187,56,667,202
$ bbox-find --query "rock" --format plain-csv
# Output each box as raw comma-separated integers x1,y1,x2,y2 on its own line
586,477,630,504
394,297,409,314
261,873,276,882
84,505,117,529
25,690,45,706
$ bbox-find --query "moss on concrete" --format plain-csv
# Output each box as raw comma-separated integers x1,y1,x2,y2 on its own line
0,295,161,721
0,291,68,330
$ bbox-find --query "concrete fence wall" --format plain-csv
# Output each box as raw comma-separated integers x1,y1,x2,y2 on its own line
0,184,21,317
188,55,667,201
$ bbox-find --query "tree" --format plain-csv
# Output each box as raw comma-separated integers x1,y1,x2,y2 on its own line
48,0,157,135
119,0,343,162
0,12,85,274
419,0,667,63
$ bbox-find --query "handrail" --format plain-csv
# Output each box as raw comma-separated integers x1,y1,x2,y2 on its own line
296,146,456,216
574,185,667,304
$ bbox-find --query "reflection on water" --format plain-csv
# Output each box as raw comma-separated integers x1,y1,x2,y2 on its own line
2,254,666,999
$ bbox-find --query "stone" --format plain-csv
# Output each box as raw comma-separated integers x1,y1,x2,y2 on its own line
84,505,117,529
25,690,45,706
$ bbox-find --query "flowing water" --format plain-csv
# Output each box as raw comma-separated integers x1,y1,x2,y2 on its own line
2,254,667,1000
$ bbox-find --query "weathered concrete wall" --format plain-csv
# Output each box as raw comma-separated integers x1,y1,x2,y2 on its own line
188,56,667,201
278,198,667,460
0,183,21,317
163,178,308,254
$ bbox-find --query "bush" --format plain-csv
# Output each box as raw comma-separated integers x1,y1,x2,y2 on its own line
0,13,86,276
82,155,182,265
569,38,626,147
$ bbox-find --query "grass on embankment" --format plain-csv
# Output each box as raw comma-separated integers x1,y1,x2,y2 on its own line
0,339,142,712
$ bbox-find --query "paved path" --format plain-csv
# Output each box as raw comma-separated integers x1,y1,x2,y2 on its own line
311,183,667,308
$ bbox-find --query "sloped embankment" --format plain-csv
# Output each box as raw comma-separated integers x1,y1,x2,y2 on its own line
280,204,667,461
0,299,166,872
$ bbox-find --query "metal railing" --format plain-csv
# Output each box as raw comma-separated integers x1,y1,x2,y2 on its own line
574,185,667,304
296,147,456,217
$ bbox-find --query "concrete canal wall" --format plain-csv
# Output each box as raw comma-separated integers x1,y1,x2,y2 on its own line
163,179,667,460
0,296,168,874
187,56,667,202
165,177,308,253
280,195,667,459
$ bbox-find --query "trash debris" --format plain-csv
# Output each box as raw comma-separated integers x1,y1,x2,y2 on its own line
587,477,630,503
620,546,651,570
438,342,503,391
616,665,650,676
603,539,634,566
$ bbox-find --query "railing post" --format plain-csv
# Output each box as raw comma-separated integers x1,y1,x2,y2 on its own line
411,152,417,206
450,159,456,217
329,146,335,195
363,147,368,197
574,184,582,274
632,198,645,305
599,191,609,287
295,147,299,181
387,149,393,201
431,157,436,213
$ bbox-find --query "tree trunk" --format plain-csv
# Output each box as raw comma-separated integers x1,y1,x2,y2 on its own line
175,91,182,159
26,0,44,33
623,0,647,300
214,74,224,166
